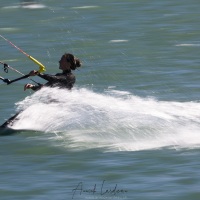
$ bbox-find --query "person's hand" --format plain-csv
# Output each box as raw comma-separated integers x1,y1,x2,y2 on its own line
24,83,34,91
29,70,38,76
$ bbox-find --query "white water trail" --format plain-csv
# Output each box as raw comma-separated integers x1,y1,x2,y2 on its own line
11,87,200,152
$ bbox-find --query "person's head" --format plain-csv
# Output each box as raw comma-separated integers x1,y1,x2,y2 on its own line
59,53,81,71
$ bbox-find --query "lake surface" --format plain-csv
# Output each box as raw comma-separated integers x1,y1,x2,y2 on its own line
1,0,200,199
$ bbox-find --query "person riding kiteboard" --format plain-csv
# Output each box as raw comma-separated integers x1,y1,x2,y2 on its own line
0,53,81,128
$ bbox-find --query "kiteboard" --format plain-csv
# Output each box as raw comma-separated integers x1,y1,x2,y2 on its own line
0,126,17,136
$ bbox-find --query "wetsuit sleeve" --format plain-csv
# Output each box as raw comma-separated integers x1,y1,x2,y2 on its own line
37,73,58,82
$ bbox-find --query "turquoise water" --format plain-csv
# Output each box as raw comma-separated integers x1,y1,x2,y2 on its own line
1,0,200,199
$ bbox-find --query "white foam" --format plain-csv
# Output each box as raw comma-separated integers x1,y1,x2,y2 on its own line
12,87,200,152
21,4,46,9
109,40,129,43
0,28,20,32
71,6,99,9
175,44,200,47
2,3,46,10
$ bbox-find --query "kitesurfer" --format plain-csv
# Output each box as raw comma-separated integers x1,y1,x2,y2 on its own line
0,53,82,128
24,53,81,91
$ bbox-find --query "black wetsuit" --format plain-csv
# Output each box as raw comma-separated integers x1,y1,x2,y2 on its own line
1,70,75,128
32,69,75,91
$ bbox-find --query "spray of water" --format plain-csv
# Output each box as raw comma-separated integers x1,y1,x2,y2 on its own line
11,87,200,152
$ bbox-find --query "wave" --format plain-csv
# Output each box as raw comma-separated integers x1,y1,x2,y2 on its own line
2,3,46,10
175,44,200,47
71,6,100,9
11,87,200,152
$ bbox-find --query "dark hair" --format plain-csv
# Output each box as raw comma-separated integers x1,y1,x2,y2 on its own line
64,53,82,70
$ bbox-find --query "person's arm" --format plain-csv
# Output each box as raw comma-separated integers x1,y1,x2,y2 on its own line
37,73,64,82
29,70,68,82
